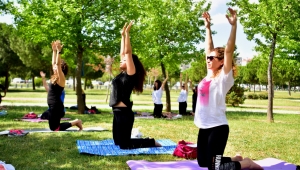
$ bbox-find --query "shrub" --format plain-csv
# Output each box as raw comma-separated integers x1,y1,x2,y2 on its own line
0,77,10,88
259,93,268,99
246,93,268,100
226,84,246,107
253,93,259,99
247,94,253,99
35,78,42,87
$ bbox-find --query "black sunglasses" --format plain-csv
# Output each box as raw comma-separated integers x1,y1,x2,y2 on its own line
206,56,216,61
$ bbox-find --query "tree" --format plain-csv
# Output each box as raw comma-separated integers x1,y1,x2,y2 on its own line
9,30,51,90
133,0,209,111
0,23,24,90
229,0,300,122
6,0,137,113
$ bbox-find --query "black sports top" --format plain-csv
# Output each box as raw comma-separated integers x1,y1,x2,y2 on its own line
47,83,64,106
109,72,136,107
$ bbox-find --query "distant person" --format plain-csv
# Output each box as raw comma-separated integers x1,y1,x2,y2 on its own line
194,9,262,169
177,73,188,115
109,21,161,149
47,40,82,131
152,73,168,118
0,84,6,109
190,82,198,116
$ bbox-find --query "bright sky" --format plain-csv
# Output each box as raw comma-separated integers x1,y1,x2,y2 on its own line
0,0,257,62
198,0,257,61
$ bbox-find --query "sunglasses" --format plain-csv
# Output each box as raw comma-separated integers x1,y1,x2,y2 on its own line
206,56,216,61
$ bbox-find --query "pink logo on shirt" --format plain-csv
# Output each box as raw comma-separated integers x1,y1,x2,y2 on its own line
198,79,212,106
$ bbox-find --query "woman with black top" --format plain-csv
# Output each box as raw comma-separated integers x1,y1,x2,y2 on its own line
47,40,82,131
109,21,161,149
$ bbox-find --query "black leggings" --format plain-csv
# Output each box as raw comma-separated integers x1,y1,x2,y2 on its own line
48,104,71,131
153,104,163,118
112,107,155,149
197,125,241,170
179,101,187,115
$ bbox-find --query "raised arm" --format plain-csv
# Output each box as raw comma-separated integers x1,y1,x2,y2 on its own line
51,41,57,66
40,71,49,92
203,12,214,56
184,73,188,91
124,21,135,75
120,23,126,60
55,41,66,87
161,72,169,91
224,8,237,74
179,72,183,87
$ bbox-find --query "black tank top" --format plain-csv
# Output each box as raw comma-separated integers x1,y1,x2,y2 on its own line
109,72,136,107
47,83,64,106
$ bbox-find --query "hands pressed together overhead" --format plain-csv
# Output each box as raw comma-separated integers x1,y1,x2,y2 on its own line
121,21,134,36
51,40,63,52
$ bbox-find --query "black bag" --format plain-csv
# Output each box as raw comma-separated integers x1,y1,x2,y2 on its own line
40,110,50,120
91,106,101,114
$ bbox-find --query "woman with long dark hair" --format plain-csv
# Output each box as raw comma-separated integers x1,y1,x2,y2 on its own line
152,73,168,118
109,21,161,149
47,40,82,131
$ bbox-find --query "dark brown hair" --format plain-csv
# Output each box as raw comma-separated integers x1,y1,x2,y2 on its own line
132,54,146,93
154,80,162,90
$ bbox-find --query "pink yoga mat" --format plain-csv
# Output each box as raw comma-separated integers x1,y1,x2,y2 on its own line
21,118,71,122
127,158,298,170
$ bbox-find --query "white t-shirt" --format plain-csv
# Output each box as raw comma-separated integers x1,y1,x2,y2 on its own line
194,69,234,129
152,87,163,104
177,89,187,102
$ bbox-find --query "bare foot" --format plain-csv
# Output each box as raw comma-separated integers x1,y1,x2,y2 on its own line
70,119,83,131
154,140,162,147
76,119,83,131
244,158,263,170
232,154,243,161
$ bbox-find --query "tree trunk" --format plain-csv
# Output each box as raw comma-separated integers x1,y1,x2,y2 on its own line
267,34,276,123
32,75,35,90
73,74,76,91
76,44,84,114
84,78,87,90
254,84,256,93
288,81,291,96
161,62,171,112
4,71,9,91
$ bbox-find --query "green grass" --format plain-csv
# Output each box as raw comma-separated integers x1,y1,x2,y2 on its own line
0,89,299,169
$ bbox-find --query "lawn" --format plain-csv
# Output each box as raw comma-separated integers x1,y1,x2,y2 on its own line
0,89,299,169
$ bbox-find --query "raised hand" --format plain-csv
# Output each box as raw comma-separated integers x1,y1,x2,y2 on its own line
51,41,57,51
40,71,46,78
55,40,63,52
202,12,211,29
226,8,237,26
125,20,133,34
121,22,127,36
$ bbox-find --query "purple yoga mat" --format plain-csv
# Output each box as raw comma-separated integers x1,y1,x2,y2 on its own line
21,118,71,122
127,158,297,170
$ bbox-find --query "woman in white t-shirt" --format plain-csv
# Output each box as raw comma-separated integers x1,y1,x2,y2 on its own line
177,73,188,115
152,74,168,118
195,9,262,170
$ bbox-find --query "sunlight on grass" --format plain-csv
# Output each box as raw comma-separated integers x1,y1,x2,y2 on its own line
0,90,299,169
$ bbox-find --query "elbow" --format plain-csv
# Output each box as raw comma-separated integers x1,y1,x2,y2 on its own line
124,49,132,55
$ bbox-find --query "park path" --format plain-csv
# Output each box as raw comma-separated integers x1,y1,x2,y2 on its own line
2,101,299,114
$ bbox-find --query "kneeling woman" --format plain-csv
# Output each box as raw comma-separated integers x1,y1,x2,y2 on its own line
48,40,82,131
109,21,161,149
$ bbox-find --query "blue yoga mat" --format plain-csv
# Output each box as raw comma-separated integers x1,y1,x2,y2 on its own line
77,139,177,156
